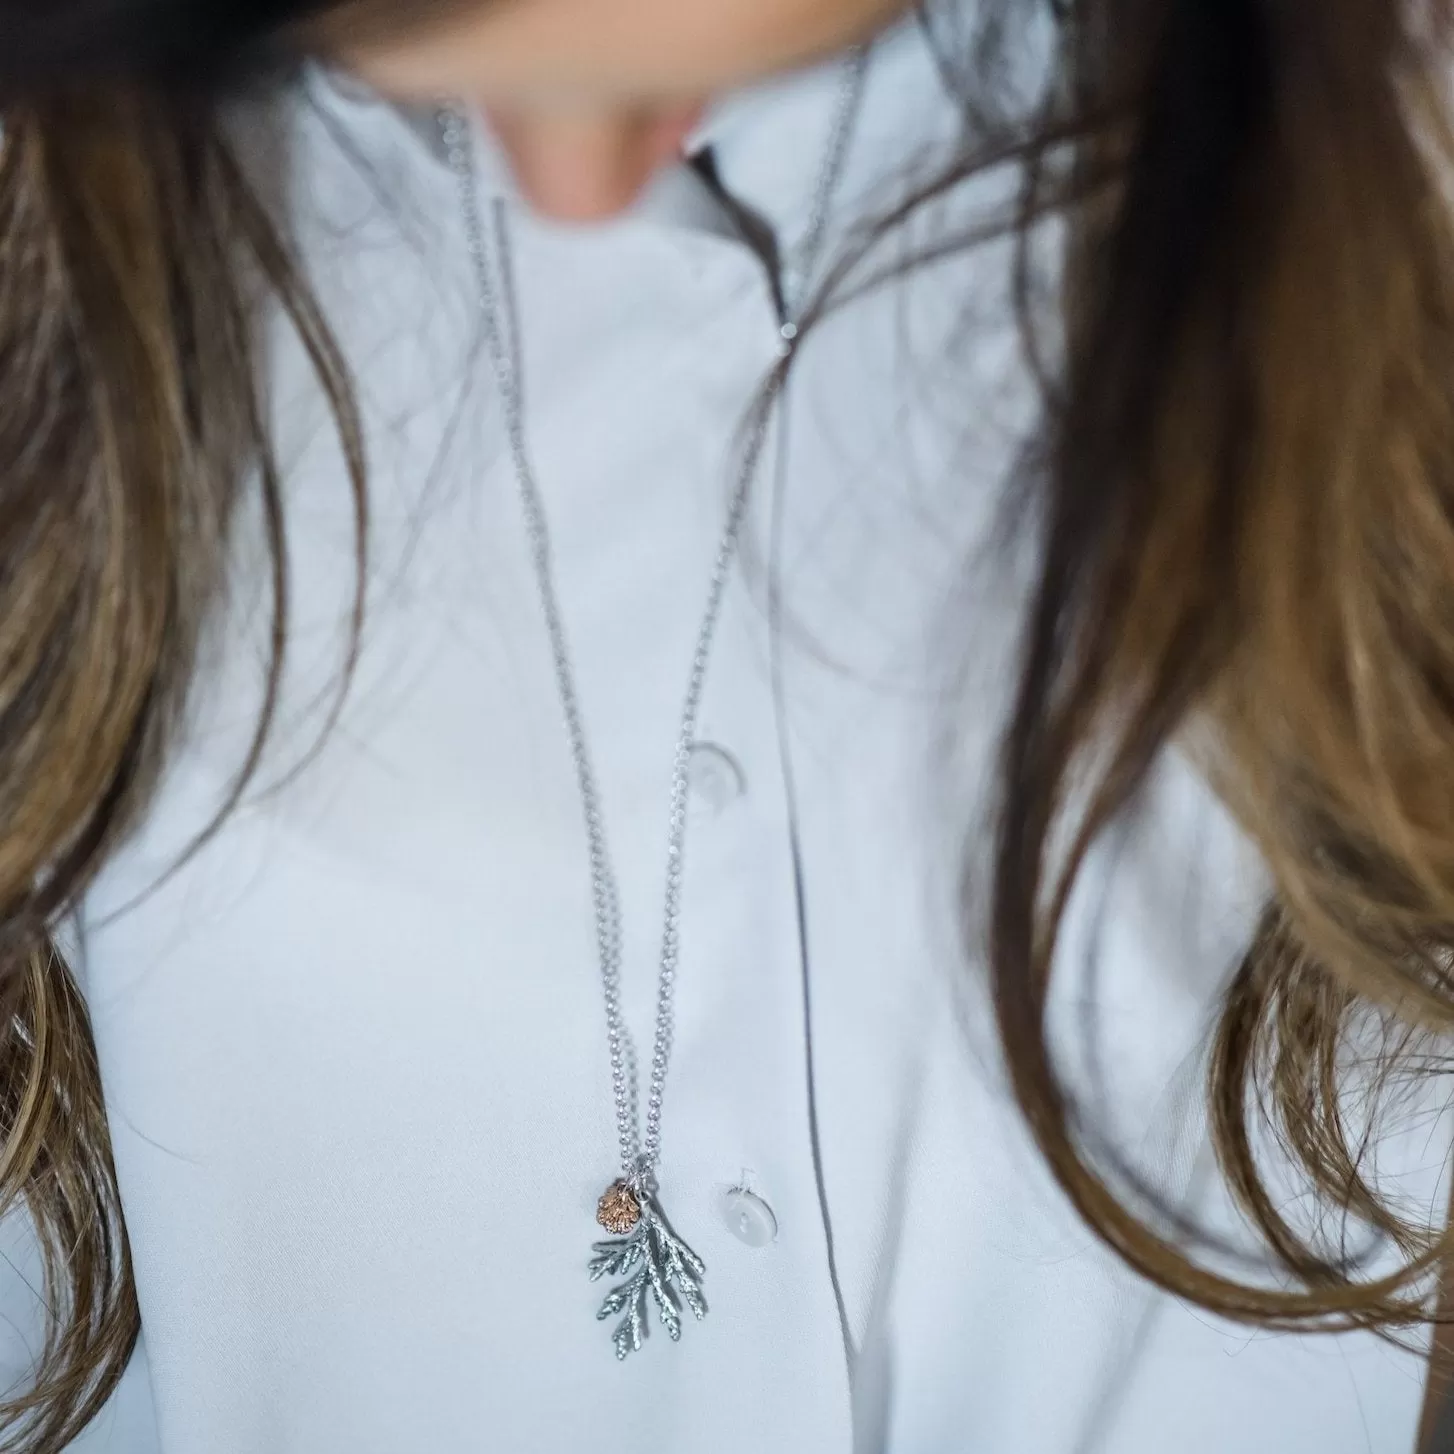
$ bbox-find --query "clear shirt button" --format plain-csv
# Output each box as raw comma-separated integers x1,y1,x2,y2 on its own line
720,1188,778,1247
687,742,746,814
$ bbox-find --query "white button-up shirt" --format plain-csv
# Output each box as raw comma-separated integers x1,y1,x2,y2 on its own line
18,14,1439,1452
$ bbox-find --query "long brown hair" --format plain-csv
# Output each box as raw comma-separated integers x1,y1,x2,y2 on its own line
2,0,1454,1445
992,0,1454,1330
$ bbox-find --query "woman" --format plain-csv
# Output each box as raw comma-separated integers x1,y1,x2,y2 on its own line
0,0,1448,1450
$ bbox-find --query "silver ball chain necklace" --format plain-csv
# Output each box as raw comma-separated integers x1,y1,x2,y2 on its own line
438,49,868,1361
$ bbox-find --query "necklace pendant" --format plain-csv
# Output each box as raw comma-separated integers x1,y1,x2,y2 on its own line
596,1179,642,1235
589,1190,707,1360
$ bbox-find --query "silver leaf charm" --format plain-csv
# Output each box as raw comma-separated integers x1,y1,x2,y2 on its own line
589,1197,707,1360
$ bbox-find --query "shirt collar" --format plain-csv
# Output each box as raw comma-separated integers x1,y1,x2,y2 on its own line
308,9,961,252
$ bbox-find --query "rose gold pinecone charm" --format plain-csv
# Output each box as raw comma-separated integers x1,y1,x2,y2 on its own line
596,1180,643,1235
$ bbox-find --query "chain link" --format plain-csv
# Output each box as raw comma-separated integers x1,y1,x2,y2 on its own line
440,50,868,1190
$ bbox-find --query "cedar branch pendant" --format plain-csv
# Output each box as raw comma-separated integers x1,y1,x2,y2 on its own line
591,1181,707,1360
